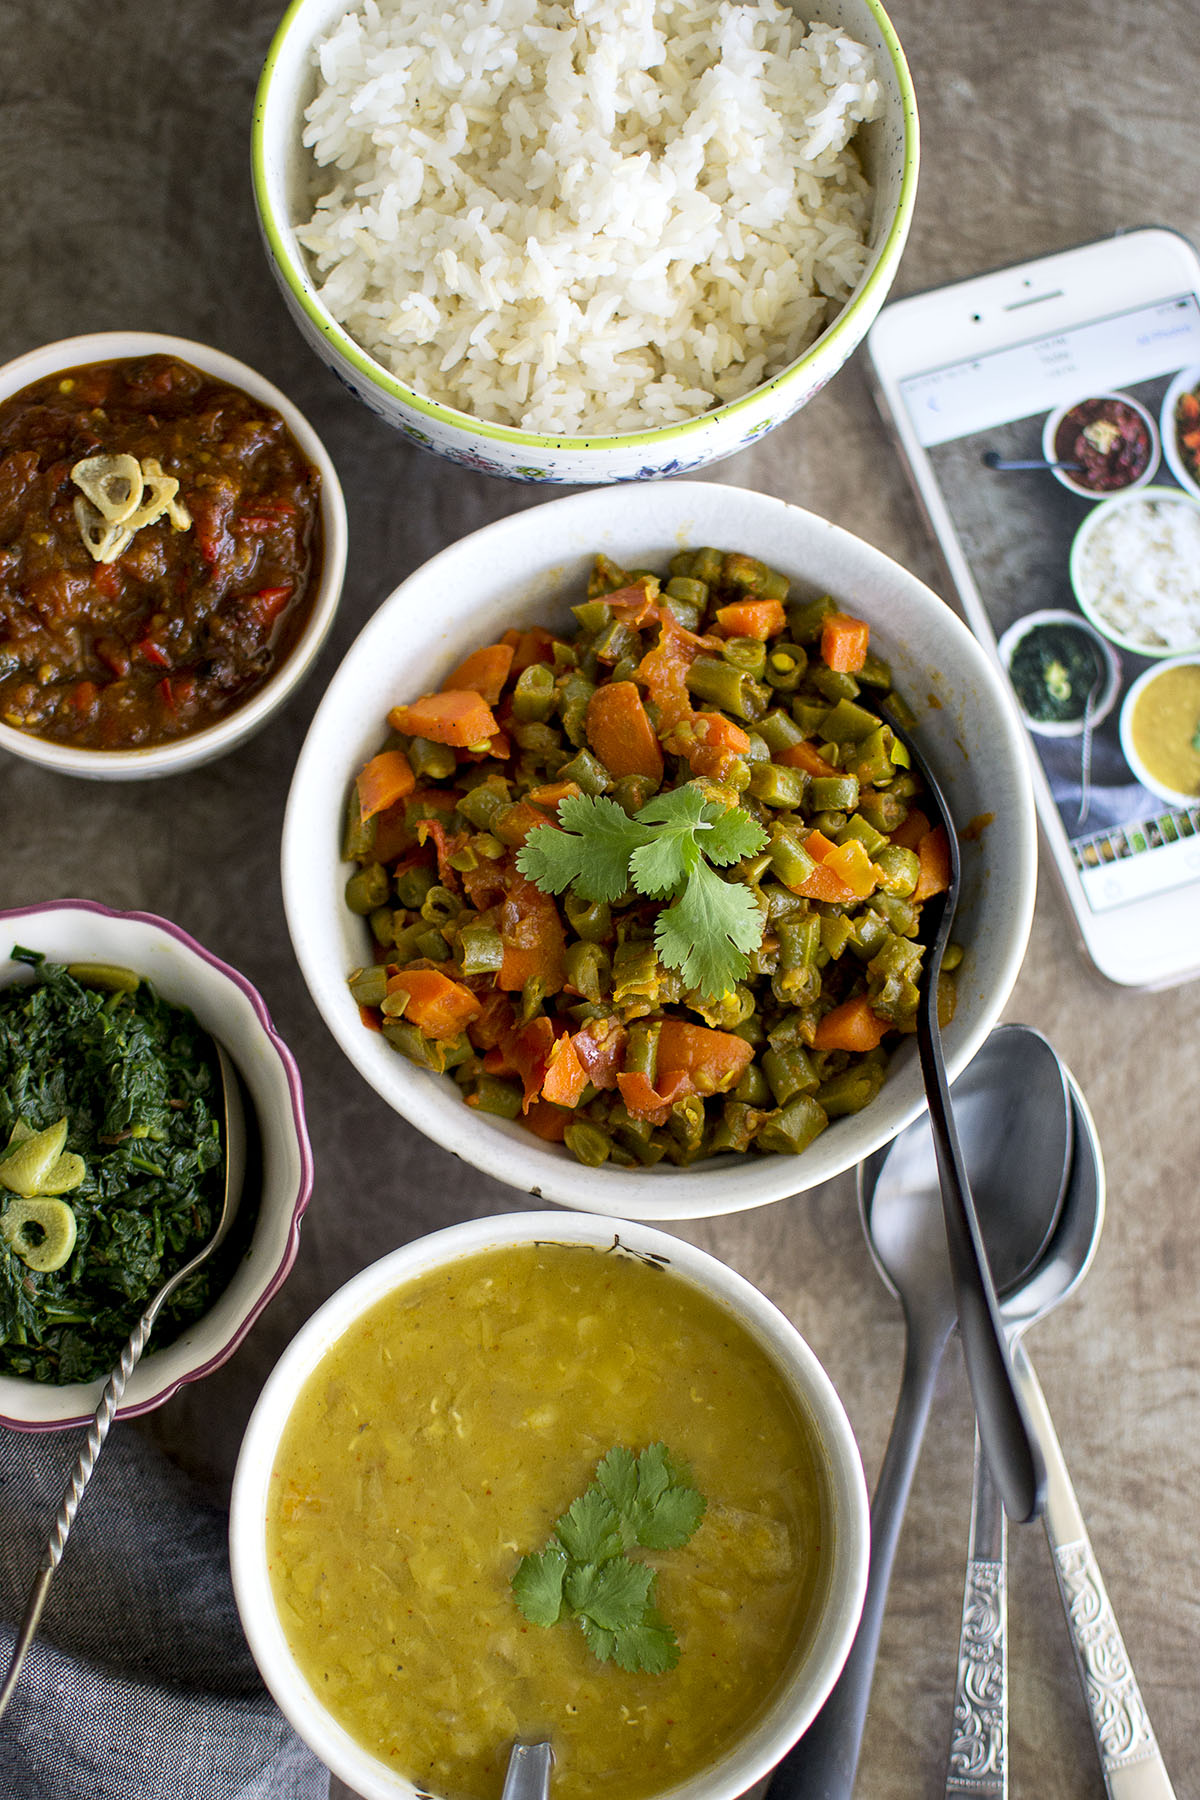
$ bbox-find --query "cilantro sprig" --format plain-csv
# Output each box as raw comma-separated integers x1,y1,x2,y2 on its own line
515,788,767,1001
510,1444,707,1674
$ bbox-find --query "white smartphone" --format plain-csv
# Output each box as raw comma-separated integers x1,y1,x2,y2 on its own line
866,226,1200,990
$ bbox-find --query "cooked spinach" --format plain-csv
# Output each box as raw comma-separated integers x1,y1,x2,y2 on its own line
0,949,225,1385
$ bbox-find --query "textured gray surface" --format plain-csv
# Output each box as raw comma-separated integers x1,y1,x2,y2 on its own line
1,2,1198,1798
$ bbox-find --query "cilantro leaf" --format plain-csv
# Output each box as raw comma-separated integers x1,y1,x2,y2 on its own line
516,794,647,903
655,860,767,1000
637,1483,708,1549
604,1444,707,1550
585,1608,682,1675
565,1557,656,1630
554,1485,623,1563
704,804,768,867
511,1545,569,1626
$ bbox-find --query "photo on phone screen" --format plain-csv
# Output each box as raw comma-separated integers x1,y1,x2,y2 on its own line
888,289,1200,921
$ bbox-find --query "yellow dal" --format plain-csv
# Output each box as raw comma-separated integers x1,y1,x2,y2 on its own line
266,1243,828,1800
1129,663,1200,797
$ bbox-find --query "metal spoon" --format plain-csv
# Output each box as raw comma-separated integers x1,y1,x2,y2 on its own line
982,452,1084,472
875,701,1045,1526
948,1073,1177,1800
0,1039,245,1722
765,1024,1072,1800
502,1740,553,1800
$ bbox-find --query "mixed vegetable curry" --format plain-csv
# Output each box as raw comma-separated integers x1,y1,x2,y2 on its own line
343,548,955,1168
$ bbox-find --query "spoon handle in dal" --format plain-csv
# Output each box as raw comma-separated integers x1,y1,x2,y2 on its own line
1013,1344,1177,1800
764,1310,954,1800
944,1429,1007,1799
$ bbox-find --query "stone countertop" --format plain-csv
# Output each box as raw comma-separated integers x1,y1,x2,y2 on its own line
1,2,1197,1797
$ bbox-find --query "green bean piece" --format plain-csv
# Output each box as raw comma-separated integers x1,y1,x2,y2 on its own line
665,575,708,608
408,734,457,781
512,663,556,722
342,789,376,861
755,1094,828,1155
709,1101,766,1155
748,762,807,808
564,940,610,1003
789,700,829,741
686,982,756,1031
740,732,771,766
821,698,879,743
844,724,894,786
348,964,389,1007
837,813,889,858
609,654,641,686
592,620,638,666
660,594,702,632
390,921,429,963
368,906,395,947
688,547,724,585
762,1043,819,1105
573,598,613,635
511,719,563,759
887,770,920,800
611,772,660,814
764,642,808,692
808,774,860,813
761,881,807,922
381,1018,446,1071
816,1061,886,1117
345,862,390,915
721,636,767,678
873,892,920,937
564,1119,612,1167
858,650,893,689
624,1018,662,1080
558,672,597,747
520,976,547,1026
613,1119,668,1165
733,1062,770,1105
849,910,891,961
720,550,780,595
686,655,765,720
589,553,630,597
811,811,849,839
455,780,509,830
857,789,911,834
873,843,920,898
756,709,804,755
564,893,612,941
557,748,612,795
786,594,837,643
467,1075,523,1120
820,913,855,961
421,884,462,926
395,862,437,908
812,666,861,704
887,690,919,732
458,923,505,975
778,914,820,972
414,927,452,962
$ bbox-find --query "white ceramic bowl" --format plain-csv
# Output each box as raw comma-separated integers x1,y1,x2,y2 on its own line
282,481,1037,1218
0,899,313,1429
1069,486,1200,658
1118,654,1200,809
996,608,1121,739
0,330,348,779
229,1209,870,1800
1159,364,1200,500
251,0,918,484
1041,390,1159,501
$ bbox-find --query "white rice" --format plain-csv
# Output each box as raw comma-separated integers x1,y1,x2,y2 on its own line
1075,496,1200,652
296,0,881,435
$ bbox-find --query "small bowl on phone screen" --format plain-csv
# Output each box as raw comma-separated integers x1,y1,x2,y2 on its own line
1042,391,1159,501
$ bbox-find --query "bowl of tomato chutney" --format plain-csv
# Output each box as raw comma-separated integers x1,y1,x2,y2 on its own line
0,331,347,778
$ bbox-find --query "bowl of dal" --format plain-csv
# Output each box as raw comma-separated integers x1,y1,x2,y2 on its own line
229,1209,870,1800
281,480,1037,1219
251,0,918,483
1117,654,1200,809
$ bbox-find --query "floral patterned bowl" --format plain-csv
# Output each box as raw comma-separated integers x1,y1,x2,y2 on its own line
251,0,918,485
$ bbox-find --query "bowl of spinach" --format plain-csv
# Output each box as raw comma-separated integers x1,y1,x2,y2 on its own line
0,900,312,1429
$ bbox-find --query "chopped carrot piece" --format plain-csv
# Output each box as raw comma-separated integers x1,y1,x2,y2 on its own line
506,1017,555,1111
525,780,582,808
494,799,555,848
604,581,658,627
522,1098,570,1141
356,748,416,821
441,642,515,705
571,1017,628,1091
541,1033,589,1108
585,680,663,782
820,611,870,674
385,969,482,1040
790,863,858,903
387,689,498,747
713,598,788,639
510,626,560,675
813,994,890,1053
655,1020,754,1095
616,1068,694,1126
913,824,952,901
823,837,877,899
776,739,838,777
889,807,932,850
498,873,566,995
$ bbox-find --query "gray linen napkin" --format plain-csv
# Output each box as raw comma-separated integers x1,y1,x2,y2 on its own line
0,1421,329,1800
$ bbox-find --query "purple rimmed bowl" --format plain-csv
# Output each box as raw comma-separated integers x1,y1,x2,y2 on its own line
0,899,313,1430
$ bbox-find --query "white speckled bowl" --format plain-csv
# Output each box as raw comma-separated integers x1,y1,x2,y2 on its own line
0,330,347,779
230,1209,870,1800
251,0,918,484
0,900,313,1430
281,481,1037,1219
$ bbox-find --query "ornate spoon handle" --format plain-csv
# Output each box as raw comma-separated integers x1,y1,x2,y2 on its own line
945,1427,1007,1799
1013,1344,1176,1799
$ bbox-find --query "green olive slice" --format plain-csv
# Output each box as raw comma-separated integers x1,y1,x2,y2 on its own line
0,1197,78,1272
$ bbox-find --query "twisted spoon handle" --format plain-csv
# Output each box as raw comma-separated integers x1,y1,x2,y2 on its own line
1013,1344,1176,1800
945,1428,1007,1799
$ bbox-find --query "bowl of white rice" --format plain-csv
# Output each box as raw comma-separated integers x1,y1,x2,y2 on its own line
1069,487,1200,658
252,0,918,483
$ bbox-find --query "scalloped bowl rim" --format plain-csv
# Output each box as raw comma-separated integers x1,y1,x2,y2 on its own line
0,899,313,1429
0,330,348,779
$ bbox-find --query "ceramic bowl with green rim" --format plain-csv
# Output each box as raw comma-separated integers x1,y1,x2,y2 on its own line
251,0,918,485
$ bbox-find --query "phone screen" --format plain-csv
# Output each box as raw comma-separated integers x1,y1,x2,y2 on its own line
893,290,1200,916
